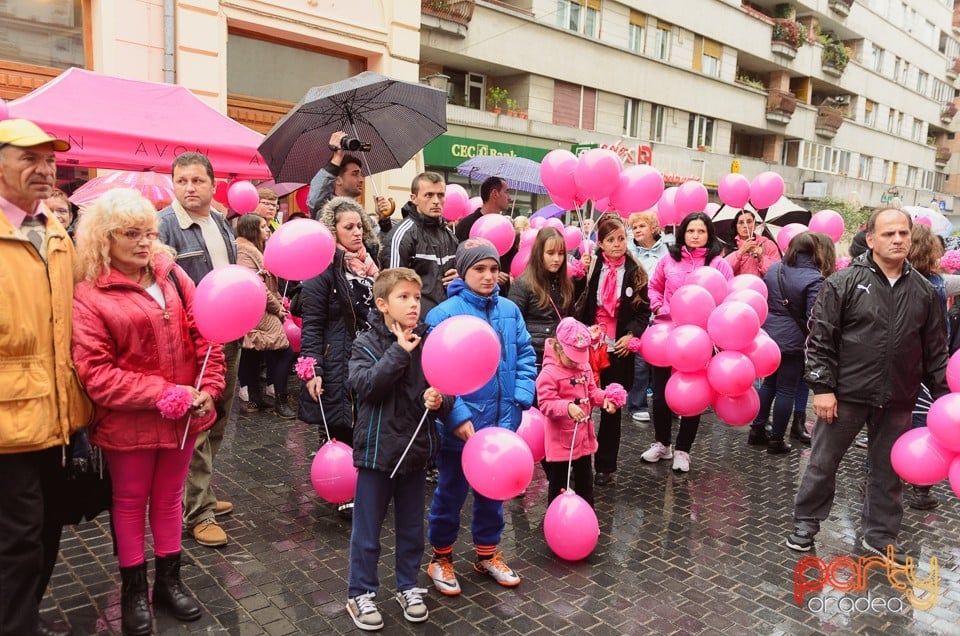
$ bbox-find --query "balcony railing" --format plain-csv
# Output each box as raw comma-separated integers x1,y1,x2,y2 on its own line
421,0,475,26
766,89,796,124
828,0,853,17
815,105,844,138
936,146,952,166
942,102,958,123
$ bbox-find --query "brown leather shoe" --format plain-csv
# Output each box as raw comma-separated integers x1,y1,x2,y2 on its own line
214,500,233,516
192,519,227,547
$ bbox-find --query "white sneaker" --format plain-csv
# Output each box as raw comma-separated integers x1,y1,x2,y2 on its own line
672,451,690,473
265,384,276,398
346,592,383,631
395,587,429,623
238,385,249,402
632,411,650,422
641,442,673,463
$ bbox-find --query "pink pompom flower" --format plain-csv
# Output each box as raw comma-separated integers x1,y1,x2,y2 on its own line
567,258,586,279
157,386,193,419
295,356,317,381
835,256,851,271
940,249,960,273
604,383,628,409
626,337,642,353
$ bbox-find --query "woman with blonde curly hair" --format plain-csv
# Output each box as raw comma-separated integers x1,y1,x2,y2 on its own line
72,188,226,635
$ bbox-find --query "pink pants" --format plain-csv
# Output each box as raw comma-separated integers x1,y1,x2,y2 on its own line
104,436,196,568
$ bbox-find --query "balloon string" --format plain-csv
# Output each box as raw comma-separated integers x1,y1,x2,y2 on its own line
390,408,430,480
314,363,331,443
283,280,289,299
566,419,580,493
180,347,213,450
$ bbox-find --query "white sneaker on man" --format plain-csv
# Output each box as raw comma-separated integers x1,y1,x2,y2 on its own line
632,411,650,422
641,442,673,463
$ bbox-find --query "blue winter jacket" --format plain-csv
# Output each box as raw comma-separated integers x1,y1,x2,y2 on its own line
425,278,537,452
761,255,824,354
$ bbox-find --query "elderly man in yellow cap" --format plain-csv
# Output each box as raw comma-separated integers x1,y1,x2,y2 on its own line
0,119,92,636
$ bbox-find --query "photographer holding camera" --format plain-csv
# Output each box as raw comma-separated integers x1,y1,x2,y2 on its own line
307,131,394,232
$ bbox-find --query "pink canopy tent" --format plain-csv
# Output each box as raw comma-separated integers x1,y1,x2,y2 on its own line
7,68,271,179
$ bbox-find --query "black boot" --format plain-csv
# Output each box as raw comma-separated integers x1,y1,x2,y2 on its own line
153,552,202,622
274,394,296,419
908,485,941,510
790,411,811,444
747,425,769,446
767,438,793,455
119,563,152,636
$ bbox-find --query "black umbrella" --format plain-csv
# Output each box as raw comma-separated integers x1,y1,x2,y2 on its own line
711,196,811,250
258,72,448,184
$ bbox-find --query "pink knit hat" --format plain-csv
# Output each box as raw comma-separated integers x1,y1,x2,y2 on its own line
555,317,591,365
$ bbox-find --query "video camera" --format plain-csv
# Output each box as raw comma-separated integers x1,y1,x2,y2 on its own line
340,137,371,152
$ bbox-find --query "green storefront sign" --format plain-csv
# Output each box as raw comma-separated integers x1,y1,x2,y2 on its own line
423,135,550,168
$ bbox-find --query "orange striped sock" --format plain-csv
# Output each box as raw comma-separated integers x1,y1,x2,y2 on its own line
432,545,453,561
475,544,496,560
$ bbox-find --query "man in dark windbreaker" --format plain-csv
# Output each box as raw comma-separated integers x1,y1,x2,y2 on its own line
785,208,948,563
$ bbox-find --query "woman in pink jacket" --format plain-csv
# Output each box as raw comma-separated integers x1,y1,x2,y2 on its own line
72,189,226,636
536,317,616,508
643,212,733,473
724,209,780,277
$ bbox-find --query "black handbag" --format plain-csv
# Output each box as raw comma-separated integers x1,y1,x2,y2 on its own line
59,429,113,525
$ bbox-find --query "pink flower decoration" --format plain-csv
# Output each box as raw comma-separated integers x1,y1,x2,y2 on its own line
604,383,627,409
157,386,193,419
940,249,960,272
567,258,586,279
281,296,291,311
295,356,317,381
626,337,642,353
835,256,851,271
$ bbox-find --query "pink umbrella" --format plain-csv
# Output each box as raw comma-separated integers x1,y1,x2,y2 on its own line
69,171,175,207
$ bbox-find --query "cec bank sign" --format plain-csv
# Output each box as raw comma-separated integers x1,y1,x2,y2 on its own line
423,135,550,168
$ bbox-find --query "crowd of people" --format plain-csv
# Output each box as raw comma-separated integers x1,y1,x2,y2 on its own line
0,116,952,635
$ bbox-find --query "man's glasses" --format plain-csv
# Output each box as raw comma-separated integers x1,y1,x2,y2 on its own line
115,229,159,241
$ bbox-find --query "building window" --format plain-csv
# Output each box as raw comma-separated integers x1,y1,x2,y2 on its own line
912,119,923,142
653,23,672,61
917,71,928,95
797,141,851,174
623,98,641,138
896,112,904,135
650,104,665,142
906,166,919,188
694,36,722,78
865,100,877,127
553,81,596,130
901,61,910,84
859,155,873,179
0,1,85,69
871,44,884,73
628,11,646,53
887,108,897,133
557,0,600,38
882,160,891,183
687,114,714,149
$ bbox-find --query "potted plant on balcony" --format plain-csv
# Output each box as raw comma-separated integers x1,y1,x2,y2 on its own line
819,34,850,76
505,98,519,117
771,19,806,59
487,86,507,114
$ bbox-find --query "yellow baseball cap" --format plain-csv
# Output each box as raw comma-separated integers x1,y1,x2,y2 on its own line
0,118,70,151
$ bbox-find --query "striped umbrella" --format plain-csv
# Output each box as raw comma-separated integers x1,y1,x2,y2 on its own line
456,155,549,194
69,171,174,207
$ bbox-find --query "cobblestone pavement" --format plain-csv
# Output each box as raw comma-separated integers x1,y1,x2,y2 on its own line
42,405,959,635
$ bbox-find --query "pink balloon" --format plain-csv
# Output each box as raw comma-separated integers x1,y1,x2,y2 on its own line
639,322,675,368
609,165,665,213
749,171,785,210
708,301,760,351
926,393,960,452
442,184,471,221
656,187,680,227
581,239,595,255
594,197,612,214
213,181,229,205
291,315,303,329
707,351,757,396
685,266,728,306
282,317,302,353
263,219,336,281
670,284,716,330
510,247,531,279
915,216,933,227
520,228,538,247
462,428,534,500
665,370,715,417
545,218,565,233
890,427,957,486
950,456,960,499
0,98,8,121
948,350,960,392
726,288,768,324
529,216,546,229
666,324,713,373
713,387,761,426
675,181,709,215
423,316,500,395
469,196,483,212
310,440,357,504
228,181,259,214
718,173,751,208
809,209,844,243
562,226,582,253
704,202,721,217
469,215,515,256
193,265,267,343
777,223,809,253
517,407,547,462
541,149,579,200
550,191,581,211
544,491,599,561
743,334,782,377
728,274,768,299
573,148,622,201
294,187,309,213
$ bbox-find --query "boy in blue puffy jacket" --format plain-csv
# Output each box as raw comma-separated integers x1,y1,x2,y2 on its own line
424,238,537,595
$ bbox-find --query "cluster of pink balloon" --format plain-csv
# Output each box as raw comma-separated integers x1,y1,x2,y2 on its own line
716,172,785,212
639,271,782,425
508,217,588,278
891,351,960,499
441,184,482,222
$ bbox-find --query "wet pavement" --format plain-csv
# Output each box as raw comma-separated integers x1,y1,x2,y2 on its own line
42,404,960,635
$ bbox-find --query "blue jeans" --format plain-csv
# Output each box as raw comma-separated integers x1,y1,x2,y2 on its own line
626,355,651,412
348,467,426,596
427,449,504,550
752,352,805,439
